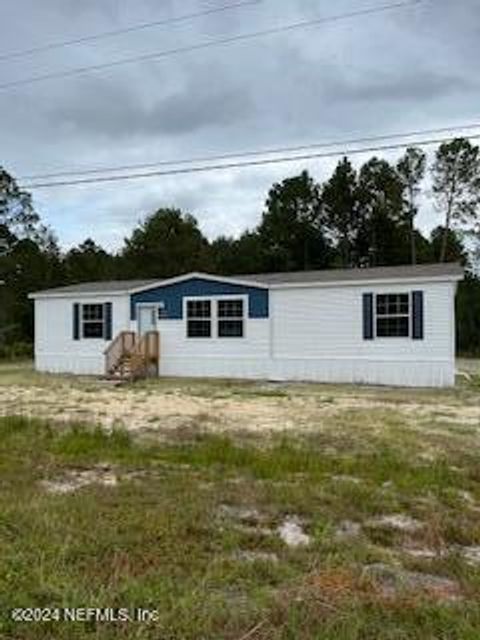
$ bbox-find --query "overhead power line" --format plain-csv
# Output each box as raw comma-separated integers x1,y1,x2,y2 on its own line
0,0,422,91
20,121,480,181
20,132,480,190
0,0,262,63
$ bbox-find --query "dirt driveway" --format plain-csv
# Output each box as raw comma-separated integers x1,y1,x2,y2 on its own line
0,362,479,447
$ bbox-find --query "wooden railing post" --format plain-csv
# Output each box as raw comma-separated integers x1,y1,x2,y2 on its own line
103,330,158,380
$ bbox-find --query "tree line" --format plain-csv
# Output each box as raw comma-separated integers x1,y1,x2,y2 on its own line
1,138,480,355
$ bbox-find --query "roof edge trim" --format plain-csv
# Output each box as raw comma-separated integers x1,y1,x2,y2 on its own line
269,273,464,289
119,272,270,294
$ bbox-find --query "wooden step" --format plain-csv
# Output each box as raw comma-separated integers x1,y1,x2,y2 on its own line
104,330,159,382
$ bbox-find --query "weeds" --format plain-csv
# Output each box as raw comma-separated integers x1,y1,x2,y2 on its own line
0,415,478,638
0,360,479,638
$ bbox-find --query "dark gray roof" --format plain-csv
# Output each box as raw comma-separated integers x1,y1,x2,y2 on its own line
30,263,463,297
30,279,158,296
239,262,464,285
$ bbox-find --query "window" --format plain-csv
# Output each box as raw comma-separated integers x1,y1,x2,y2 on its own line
187,300,211,338
376,294,410,338
82,304,104,339
185,298,246,339
218,299,244,338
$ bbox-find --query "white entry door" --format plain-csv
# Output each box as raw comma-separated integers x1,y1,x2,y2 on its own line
138,305,157,336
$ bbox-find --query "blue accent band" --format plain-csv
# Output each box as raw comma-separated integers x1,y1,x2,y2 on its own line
130,277,269,321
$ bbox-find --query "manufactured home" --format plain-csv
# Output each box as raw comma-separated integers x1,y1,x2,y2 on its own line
29,263,463,387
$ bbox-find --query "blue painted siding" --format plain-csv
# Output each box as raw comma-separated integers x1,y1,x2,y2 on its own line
130,277,269,320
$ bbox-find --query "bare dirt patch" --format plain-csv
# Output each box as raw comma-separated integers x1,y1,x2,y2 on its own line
40,464,119,494
277,516,311,548
366,514,424,534
1,378,480,444
363,563,463,602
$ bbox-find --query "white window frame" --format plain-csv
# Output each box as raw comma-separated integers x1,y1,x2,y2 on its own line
185,298,213,339
81,303,105,340
184,295,248,340
374,292,411,339
217,298,245,339
135,303,159,335
135,302,167,323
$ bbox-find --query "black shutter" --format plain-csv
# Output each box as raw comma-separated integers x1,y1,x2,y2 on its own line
412,291,424,340
73,303,80,340
104,302,113,341
363,293,374,340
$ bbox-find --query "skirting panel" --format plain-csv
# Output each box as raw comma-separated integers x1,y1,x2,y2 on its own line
268,359,454,388
36,354,455,388
159,357,269,380
35,354,104,376
160,357,454,387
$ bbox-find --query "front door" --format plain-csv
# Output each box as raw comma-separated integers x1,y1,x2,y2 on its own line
138,305,157,336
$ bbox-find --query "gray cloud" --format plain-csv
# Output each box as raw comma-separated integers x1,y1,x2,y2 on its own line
320,68,472,104
48,71,253,139
1,0,479,250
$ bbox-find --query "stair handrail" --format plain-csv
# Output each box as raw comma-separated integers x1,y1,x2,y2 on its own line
132,331,160,378
104,330,159,379
138,331,159,361
104,331,136,375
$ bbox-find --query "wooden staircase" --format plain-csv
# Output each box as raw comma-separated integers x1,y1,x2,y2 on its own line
104,331,160,381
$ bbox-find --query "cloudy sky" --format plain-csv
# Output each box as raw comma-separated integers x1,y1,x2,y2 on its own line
1,0,479,250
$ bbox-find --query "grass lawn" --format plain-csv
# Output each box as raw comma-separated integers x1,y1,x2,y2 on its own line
0,363,479,638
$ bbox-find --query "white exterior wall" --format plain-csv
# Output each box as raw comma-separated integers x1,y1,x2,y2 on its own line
34,294,130,375
129,279,456,387
33,278,458,387
144,319,271,380
269,280,456,387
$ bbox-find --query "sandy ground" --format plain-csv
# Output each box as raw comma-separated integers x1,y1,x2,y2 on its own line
0,375,479,439
457,358,480,375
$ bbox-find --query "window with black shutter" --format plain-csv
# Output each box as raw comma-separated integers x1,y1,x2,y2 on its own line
104,302,113,340
73,303,80,340
363,293,374,340
412,291,424,340
82,304,105,339
376,294,410,338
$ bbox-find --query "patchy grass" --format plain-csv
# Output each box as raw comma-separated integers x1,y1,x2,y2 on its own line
0,361,98,391
0,410,479,639
0,361,479,637
2,361,480,443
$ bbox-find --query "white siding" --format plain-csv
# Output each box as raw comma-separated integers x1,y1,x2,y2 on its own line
34,295,130,375
130,318,271,380
34,278,458,387
269,280,456,387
